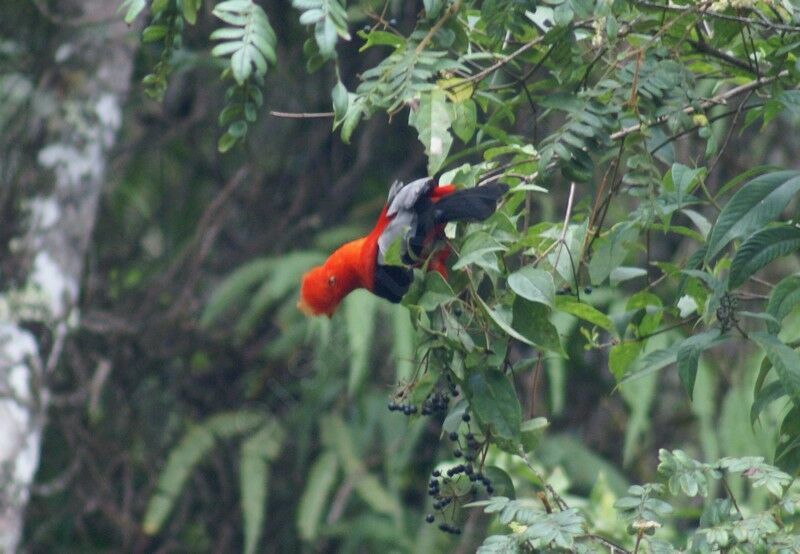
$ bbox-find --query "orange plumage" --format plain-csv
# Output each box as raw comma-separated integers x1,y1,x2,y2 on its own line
298,178,507,317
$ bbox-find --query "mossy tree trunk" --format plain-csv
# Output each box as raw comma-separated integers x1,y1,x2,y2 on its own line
0,2,133,550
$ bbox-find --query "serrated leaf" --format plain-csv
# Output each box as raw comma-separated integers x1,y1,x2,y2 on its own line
729,225,800,289
705,170,800,261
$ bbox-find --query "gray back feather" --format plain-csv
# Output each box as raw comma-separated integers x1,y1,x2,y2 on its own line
378,177,433,263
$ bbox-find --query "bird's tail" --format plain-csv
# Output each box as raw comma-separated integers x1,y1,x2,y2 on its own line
432,183,509,224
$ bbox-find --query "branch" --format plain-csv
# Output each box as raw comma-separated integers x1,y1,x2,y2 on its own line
268,110,334,119
415,0,463,55
610,70,790,141
634,0,800,33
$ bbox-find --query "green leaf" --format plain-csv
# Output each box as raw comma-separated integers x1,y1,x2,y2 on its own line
321,417,402,518
521,417,549,453
610,266,648,286
121,0,147,23
483,466,516,498
143,425,216,534
201,258,275,326
512,297,565,355
142,25,168,43
466,369,522,448
218,130,238,152
750,380,788,426
618,346,679,384
358,30,404,50
676,330,722,399
728,225,800,289
344,289,378,396
297,451,339,541
182,0,201,24
751,332,800,407
609,342,641,381
240,421,284,554
588,223,638,285
450,99,478,143
705,170,800,261
452,231,506,271
508,267,555,308
415,271,455,311
555,297,613,332
766,273,800,334
409,88,454,174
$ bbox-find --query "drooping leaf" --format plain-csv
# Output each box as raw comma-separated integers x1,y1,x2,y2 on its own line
466,369,522,448
297,451,339,541
344,289,378,396
512,298,565,355
751,332,800,407
728,225,800,289
766,274,800,334
409,88,454,174
143,424,216,534
676,330,723,399
705,170,800,261
240,421,284,554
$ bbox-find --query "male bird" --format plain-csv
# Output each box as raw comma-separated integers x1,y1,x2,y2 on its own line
298,177,508,317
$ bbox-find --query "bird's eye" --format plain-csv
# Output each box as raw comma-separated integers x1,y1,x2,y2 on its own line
328,275,336,287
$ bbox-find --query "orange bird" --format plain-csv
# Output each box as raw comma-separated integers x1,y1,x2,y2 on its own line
298,177,508,317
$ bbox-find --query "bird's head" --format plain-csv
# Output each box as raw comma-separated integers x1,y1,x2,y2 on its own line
297,264,344,318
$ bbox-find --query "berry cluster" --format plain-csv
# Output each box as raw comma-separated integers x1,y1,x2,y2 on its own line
387,401,417,415
387,375,460,418
424,412,494,534
420,390,450,416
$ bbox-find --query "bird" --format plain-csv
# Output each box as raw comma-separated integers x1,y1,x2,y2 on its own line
298,177,508,317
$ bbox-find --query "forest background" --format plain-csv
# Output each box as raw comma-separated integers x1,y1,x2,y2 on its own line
2,0,800,552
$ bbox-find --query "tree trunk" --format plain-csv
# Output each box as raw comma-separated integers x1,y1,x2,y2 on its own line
0,3,133,550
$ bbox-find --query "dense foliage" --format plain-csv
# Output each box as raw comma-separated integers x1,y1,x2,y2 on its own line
6,0,800,551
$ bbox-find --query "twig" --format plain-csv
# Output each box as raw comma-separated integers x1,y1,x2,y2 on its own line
268,110,334,119
707,90,754,176
415,0,463,55
552,183,577,273
610,70,790,141
721,475,744,519
579,534,631,554
634,0,800,33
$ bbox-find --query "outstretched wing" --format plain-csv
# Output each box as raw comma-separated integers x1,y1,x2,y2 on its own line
371,179,507,303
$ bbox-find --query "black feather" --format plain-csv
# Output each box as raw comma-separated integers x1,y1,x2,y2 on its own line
373,264,413,303
432,183,509,224
403,183,508,262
